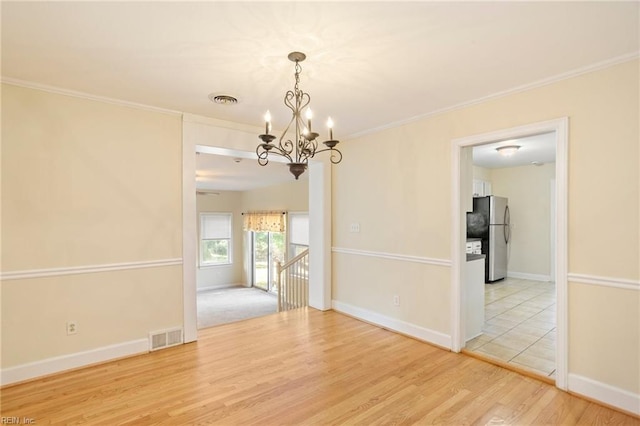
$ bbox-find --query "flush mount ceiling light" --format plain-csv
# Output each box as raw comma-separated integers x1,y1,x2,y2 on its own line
257,52,342,180
208,94,238,105
496,145,521,157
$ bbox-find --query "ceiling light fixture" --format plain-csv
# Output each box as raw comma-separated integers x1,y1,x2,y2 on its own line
257,52,342,180
496,145,521,157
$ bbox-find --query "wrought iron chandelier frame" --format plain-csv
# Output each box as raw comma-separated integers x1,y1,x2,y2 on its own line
257,52,342,179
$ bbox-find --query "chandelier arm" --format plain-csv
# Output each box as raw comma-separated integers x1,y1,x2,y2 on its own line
302,137,318,161
256,143,294,165
312,147,343,164
279,139,295,159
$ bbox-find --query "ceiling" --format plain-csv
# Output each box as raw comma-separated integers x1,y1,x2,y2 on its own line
473,132,556,169
196,146,306,192
2,2,638,190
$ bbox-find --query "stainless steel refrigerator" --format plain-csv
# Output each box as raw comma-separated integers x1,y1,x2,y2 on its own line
466,196,510,283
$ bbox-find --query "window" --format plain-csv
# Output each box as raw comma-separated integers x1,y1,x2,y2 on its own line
200,213,232,266
289,212,309,259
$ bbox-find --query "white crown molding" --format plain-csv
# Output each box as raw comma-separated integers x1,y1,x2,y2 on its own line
332,247,451,267
1,338,148,386
1,258,183,281
347,52,640,140
0,77,182,116
568,273,639,291
332,300,451,350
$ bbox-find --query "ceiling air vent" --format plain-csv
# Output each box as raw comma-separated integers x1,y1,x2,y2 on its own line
208,93,238,105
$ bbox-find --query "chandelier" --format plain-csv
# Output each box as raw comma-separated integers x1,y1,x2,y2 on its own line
257,52,342,179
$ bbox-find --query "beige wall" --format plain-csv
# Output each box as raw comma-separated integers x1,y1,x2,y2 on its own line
333,60,639,394
240,179,309,212
1,84,183,367
472,165,492,182
492,163,556,278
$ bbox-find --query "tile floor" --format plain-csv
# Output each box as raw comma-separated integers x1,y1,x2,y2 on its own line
466,278,556,379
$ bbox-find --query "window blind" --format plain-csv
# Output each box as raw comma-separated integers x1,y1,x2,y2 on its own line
290,213,309,246
201,213,231,239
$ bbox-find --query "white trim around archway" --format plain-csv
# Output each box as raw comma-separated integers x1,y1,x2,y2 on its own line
450,117,568,390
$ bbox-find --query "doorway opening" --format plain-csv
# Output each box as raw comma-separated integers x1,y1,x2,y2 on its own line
252,230,285,292
451,118,568,390
182,119,333,343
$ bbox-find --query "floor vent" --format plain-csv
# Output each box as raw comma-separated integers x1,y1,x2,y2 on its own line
149,328,183,351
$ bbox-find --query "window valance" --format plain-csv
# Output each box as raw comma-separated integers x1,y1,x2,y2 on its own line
242,211,286,233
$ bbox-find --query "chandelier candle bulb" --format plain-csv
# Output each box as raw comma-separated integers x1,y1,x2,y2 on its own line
327,117,334,140
306,108,313,132
264,111,271,135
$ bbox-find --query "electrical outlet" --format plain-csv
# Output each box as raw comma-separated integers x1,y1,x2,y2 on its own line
350,223,360,233
66,321,78,335
393,295,400,306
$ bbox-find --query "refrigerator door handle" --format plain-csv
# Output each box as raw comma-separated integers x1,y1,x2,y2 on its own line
504,205,511,244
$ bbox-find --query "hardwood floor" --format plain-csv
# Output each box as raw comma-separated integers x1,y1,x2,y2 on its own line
1,309,637,425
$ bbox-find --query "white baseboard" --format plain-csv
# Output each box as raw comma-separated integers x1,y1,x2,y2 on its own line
332,300,451,349
568,373,640,416
507,271,551,282
1,339,148,386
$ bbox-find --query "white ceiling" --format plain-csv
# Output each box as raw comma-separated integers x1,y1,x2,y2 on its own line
473,132,556,169
196,146,307,192
2,2,638,190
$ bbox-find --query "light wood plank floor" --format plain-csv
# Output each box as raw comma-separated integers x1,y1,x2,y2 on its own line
1,309,637,425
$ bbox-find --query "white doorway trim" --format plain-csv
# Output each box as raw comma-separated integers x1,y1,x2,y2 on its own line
181,118,333,344
550,179,556,280
450,117,568,390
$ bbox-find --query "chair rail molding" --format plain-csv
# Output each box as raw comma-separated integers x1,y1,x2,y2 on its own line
1,258,183,281
567,273,639,291
332,247,451,267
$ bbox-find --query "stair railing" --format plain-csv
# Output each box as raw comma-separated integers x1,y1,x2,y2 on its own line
275,249,309,312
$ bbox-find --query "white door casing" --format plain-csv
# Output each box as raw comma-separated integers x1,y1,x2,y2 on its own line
450,117,568,390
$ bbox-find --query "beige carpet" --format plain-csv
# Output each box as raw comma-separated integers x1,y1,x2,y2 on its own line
197,286,278,329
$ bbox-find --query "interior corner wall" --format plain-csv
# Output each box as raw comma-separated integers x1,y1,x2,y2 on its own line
196,191,243,289
332,59,639,399
1,84,183,373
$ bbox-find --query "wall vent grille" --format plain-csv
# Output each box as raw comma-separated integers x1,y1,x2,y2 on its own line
149,328,183,351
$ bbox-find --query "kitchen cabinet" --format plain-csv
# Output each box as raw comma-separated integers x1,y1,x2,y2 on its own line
465,254,485,341
473,179,492,197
